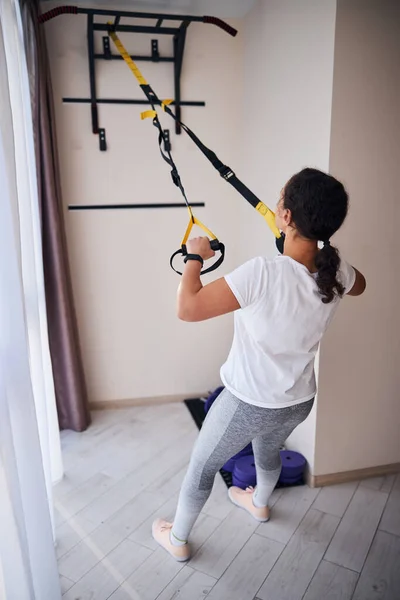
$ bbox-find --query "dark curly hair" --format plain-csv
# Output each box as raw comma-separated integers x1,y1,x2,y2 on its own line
283,168,349,304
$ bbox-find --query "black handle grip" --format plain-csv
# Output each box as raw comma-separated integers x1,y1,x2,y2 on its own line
210,239,222,252
182,238,221,256
170,241,225,276
203,16,238,37
38,6,78,23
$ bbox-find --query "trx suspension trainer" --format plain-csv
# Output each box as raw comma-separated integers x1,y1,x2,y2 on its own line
39,7,284,275
107,27,284,274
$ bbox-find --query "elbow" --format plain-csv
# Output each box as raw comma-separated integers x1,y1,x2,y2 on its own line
348,271,366,297
177,302,197,322
177,308,191,322
177,302,204,322
359,274,367,295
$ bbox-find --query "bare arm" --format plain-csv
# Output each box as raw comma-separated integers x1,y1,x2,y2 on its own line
347,267,366,296
176,238,240,322
177,262,240,322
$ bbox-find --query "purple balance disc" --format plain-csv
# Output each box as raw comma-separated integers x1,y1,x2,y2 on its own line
222,443,253,472
204,386,224,414
279,473,304,485
223,457,236,473
232,455,256,488
280,450,306,480
232,473,256,489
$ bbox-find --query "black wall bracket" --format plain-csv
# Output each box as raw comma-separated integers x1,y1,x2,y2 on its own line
64,9,210,151
98,128,107,151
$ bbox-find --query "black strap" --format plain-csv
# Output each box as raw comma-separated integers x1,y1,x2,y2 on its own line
163,107,261,210
139,83,261,215
170,242,225,276
162,107,286,255
276,233,285,254
184,254,204,265
140,84,283,262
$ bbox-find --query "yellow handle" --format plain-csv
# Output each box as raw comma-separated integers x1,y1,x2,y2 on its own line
181,208,218,246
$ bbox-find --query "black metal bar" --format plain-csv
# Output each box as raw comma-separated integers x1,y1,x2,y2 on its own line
77,8,206,22
173,24,188,134
68,202,205,211
94,23,179,35
156,18,163,27
63,98,206,106
39,7,237,36
87,14,98,134
95,53,174,62
113,16,120,29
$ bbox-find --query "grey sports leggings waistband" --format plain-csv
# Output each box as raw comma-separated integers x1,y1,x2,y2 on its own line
172,388,314,542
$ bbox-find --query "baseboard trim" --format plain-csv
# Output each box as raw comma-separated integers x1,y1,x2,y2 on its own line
308,462,400,488
89,393,207,411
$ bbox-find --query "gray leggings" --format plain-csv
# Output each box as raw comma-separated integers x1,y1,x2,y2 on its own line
172,389,314,542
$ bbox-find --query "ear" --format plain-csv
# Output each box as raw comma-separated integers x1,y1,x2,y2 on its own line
282,207,292,227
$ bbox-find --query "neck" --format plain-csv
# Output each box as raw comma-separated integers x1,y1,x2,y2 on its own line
283,230,318,272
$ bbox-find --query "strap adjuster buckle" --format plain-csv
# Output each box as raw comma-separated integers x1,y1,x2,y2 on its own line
171,169,181,187
219,166,235,180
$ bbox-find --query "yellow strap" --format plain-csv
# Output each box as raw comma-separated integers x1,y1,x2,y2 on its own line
108,26,148,86
142,101,172,122
193,216,217,240
255,202,281,239
181,219,194,246
162,99,173,111
181,210,218,246
141,110,157,120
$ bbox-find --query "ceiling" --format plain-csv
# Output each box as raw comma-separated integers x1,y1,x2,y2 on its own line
40,0,256,18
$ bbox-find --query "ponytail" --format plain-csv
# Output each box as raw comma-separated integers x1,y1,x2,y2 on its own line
282,168,349,302
314,242,344,304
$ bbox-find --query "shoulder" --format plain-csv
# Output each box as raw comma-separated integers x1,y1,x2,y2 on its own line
224,256,271,308
225,256,271,284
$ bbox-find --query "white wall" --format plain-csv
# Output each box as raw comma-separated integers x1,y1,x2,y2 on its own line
45,3,243,402
315,0,400,475
241,0,337,468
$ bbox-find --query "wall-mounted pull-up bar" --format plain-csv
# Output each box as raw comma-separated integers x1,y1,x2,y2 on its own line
39,6,237,151
40,7,282,267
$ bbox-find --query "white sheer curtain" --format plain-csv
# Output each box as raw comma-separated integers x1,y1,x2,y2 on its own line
0,0,63,597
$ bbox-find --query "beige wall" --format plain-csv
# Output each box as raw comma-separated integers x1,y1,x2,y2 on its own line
45,0,400,475
316,0,400,474
45,3,243,402
241,0,338,469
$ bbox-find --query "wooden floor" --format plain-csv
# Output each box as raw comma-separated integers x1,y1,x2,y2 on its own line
55,403,400,600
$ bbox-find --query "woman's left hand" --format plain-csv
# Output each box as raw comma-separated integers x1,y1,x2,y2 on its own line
186,237,215,261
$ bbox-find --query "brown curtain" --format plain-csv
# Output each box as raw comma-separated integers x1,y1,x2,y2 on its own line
20,0,91,432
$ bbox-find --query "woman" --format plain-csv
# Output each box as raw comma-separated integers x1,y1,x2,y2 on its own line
152,167,366,561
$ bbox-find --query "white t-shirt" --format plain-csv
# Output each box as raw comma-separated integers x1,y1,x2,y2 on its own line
220,255,356,408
